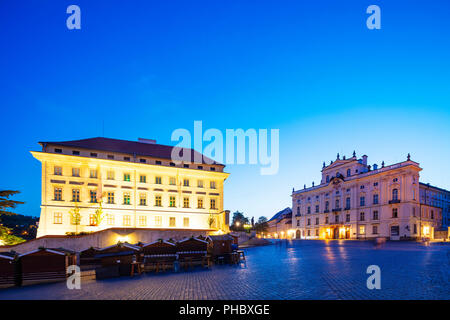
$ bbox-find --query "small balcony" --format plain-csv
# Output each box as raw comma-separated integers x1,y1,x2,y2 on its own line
344,206,351,211
324,210,330,213
332,208,342,212
389,199,401,204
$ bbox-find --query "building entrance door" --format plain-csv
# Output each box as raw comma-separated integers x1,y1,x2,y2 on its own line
345,228,350,239
333,227,339,239
296,230,301,239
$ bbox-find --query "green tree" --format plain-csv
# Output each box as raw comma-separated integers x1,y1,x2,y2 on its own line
0,190,24,216
68,203,81,234
0,226,26,245
0,190,26,245
231,211,249,231
93,201,105,226
254,216,269,233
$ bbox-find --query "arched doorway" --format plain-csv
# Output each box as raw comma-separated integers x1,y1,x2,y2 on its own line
296,229,301,239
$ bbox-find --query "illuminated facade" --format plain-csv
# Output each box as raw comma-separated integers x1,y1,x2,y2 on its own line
292,152,442,240
33,137,229,237
266,208,293,239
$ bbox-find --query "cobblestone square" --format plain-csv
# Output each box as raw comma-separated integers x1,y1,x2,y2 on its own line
0,240,449,300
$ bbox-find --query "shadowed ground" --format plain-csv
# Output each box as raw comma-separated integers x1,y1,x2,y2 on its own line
0,240,449,300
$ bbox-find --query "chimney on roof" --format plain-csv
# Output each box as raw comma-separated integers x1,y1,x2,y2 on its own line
138,138,156,144
362,155,368,166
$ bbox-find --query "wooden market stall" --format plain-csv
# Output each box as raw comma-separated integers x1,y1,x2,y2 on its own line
18,248,77,286
0,252,19,288
95,242,142,279
176,237,209,269
141,239,177,272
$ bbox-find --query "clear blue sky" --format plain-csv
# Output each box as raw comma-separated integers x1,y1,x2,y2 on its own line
1,0,449,220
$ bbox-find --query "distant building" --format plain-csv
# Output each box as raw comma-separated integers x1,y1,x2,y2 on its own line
32,137,230,237
292,152,444,240
419,183,450,229
266,207,292,239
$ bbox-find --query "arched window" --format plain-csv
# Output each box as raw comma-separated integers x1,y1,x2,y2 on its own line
392,188,398,201
347,169,351,177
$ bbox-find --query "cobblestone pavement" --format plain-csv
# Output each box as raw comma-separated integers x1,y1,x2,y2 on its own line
0,240,449,300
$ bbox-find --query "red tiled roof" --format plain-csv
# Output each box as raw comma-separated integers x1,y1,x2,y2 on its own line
39,137,224,166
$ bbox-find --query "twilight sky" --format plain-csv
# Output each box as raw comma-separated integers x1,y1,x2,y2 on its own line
1,0,450,220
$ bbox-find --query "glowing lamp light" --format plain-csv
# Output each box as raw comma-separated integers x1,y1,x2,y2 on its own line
0,239,4,246
423,226,430,236
117,235,129,243
235,222,240,227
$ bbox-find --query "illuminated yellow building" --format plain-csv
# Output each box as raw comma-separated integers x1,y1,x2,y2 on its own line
32,137,230,237
292,152,442,240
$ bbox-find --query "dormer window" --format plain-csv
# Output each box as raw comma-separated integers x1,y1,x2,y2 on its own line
326,175,330,183
347,169,351,177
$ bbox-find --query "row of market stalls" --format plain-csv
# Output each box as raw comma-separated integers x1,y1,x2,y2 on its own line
0,234,244,288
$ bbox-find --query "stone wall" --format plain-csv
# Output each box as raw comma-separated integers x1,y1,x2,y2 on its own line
0,228,210,254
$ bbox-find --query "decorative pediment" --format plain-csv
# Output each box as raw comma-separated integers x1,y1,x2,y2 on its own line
322,158,356,172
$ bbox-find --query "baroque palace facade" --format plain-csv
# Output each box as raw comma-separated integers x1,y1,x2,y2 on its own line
291,152,443,240
32,137,229,237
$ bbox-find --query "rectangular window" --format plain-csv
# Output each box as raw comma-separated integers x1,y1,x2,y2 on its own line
107,171,115,180
54,148,62,153
373,210,379,220
139,216,147,226
53,212,62,224
210,181,216,189
307,218,311,226
72,189,80,202
345,197,351,209
90,190,97,203
316,229,319,236
335,215,339,223
155,176,162,184
392,208,398,218
183,179,190,187
123,173,131,182
155,216,162,226
139,194,147,206
139,175,146,183
54,166,62,175
72,150,80,155
107,192,115,204
197,180,204,188
325,216,329,224
169,196,176,207
360,212,365,221
169,217,176,227
169,177,176,185
307,206,311,214
107,155,114,160
90,152,97,157
54,187,62,201
123,215,131,226
107,214,114,226
413,224,417,234
155,160,161,165
124,157,130,161
89,169,98,178
372,225,378,234
315,217,319,225
373,194,379,205
297,220,300,226
123,193,131,205
360,196,365,206
140,159,146,163
72,168,80,177
155,195,162,207
359,225,366,235
198,198,204,209
183,197,190,208
315,205,319,213
183,217,189,227
346,214,350,222
210,198,216,210
89,214,96,226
